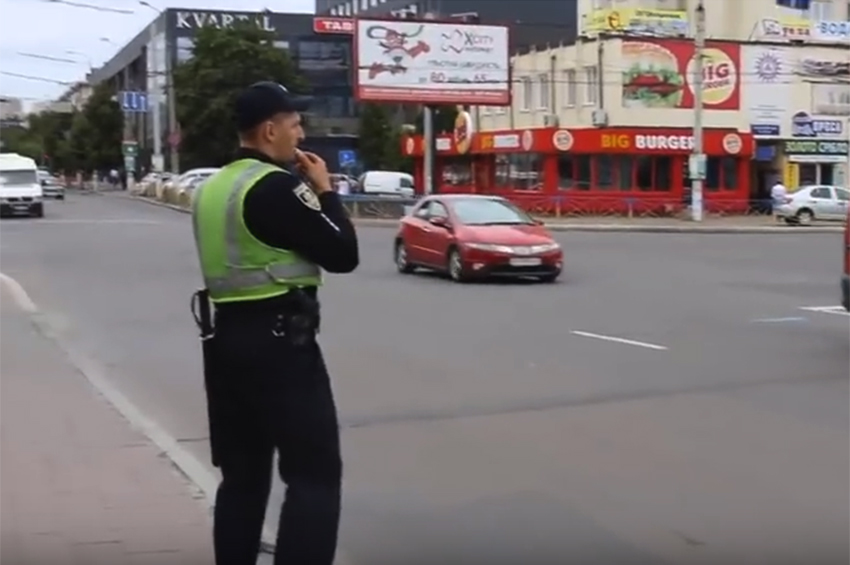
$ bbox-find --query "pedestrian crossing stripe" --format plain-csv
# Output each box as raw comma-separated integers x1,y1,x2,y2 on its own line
799,306,850,317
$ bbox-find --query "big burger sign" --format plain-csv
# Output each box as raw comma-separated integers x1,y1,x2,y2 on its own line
621,39,740,110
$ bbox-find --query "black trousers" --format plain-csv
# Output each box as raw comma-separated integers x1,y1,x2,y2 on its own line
208,313,342,565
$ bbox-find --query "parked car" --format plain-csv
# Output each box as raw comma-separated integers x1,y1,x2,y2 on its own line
842,207,849,311
394,194,562,283
358,171,415,198
174,168,220,192
41,177,65,200
774,185,850,225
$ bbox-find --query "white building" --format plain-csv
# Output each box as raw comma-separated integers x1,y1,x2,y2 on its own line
471,0,849,199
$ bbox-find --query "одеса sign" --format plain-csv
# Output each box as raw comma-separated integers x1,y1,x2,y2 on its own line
354,19,510,105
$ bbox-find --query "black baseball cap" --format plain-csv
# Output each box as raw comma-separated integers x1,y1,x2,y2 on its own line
234,81,311,132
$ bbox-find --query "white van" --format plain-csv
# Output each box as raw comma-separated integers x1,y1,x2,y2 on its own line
0,153,44,217
358,171,415,198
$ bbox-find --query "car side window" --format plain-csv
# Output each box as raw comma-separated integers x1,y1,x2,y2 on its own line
430,202,449,218
835,188,849,202
810,187,832,199
400,176,414,188
414,202,431,218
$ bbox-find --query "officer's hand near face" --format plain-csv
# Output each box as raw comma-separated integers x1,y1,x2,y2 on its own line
294,149,331,194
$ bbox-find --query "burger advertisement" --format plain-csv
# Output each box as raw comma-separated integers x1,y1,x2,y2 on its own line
621,40,740,110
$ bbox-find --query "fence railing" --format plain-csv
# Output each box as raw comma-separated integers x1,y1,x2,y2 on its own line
135,182,783,220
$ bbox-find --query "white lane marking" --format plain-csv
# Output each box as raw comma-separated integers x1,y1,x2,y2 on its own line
0,271,291,560
799,306,850,317
0,272,37,313
751,316,809,323
0,219,163,225
571,330,668,351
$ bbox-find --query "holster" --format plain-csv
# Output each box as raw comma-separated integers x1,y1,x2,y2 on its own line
273,289,321,347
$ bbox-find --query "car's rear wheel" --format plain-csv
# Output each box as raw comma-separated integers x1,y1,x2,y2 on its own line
447,248,467,282
795,208,814,225
395,239,414,273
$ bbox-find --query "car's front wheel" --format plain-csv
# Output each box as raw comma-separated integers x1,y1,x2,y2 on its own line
395,239,414,273
447,248,467,283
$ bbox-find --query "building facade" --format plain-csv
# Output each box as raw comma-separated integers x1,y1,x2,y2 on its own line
318,0,580,52
398,0,849,214
87,8,359,172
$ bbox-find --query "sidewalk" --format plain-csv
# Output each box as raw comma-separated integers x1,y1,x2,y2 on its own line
0,297,214,564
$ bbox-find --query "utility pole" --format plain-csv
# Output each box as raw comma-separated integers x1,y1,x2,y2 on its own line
690,0,706,222
148,21,163,172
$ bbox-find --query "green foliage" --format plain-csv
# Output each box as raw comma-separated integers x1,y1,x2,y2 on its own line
172,23,307,170
357,103,392,171
414,105,460,135
74,81,124,172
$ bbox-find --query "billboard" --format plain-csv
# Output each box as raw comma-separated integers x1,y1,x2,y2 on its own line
620,40,740,110
353,18,510,105
582,8,688,37
742,46,792,137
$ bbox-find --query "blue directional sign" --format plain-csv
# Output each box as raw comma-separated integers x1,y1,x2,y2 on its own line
120,91,148,113
338,149,356,167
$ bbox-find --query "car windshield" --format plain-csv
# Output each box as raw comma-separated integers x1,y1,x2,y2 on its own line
451,198,534,225
0,170,38,186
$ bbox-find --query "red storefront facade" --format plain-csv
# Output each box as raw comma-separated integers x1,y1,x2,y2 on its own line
402,127,755,215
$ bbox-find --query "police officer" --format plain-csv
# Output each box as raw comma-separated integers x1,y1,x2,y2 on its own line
191,81,359,565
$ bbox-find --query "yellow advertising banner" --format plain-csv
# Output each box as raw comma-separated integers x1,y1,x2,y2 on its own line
583,9,689,37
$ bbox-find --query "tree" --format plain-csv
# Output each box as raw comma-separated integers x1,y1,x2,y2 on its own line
172,23,307,170
357,103,393,171
67,82,123,173
414,105,459,135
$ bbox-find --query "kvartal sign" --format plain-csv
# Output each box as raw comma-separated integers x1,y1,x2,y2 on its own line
175,11,275,31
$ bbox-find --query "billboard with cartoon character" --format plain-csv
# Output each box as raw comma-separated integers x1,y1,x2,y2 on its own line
353,18,510,105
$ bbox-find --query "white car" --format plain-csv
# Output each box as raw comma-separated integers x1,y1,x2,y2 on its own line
0,153,44,217
172,168,220,191
775,185,850,224
358,171,415,198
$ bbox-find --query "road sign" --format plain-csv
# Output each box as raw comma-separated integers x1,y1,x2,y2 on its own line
122,141,138,158
338,149,356,167
120,91,148,113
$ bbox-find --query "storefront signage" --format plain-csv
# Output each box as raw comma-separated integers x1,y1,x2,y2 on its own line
743,46,791,138
811,20,850,42
480,133,520,150
790,111,843,138
313,17,354,35
620,40,740,110
756,17,850,43
175,11,276,31
783,140,849,155
582,8,688,37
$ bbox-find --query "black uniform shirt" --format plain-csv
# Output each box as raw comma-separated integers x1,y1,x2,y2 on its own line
214,148,359,314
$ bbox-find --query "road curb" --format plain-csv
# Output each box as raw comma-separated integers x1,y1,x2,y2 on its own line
123,194,843,234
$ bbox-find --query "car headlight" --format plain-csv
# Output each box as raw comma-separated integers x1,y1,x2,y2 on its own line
531,242,560,253
465,243,516,253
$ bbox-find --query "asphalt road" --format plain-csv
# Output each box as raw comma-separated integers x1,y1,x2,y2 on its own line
1,193,848,565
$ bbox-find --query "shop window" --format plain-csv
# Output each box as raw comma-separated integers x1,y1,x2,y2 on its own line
596,155,615,190
556,155,573,189
576,155,592,190
721,157,738,190
441,157,472,186
636,156,653,191
495,153,543,190
707,157,739,191
654,157,672,191
617,156,633,190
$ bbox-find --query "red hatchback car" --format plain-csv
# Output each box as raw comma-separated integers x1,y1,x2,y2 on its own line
394,195,563,282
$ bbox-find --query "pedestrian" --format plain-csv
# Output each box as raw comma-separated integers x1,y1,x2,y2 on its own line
190,81,359,565
770,176,788,220
336,175,350,196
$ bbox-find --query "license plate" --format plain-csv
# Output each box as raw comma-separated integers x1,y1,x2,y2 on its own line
509,257,542,267
12,204,29,211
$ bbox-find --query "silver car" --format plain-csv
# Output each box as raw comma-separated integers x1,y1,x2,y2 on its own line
775,185,850,225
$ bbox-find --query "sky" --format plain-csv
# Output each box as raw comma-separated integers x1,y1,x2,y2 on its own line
0,0,314,105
